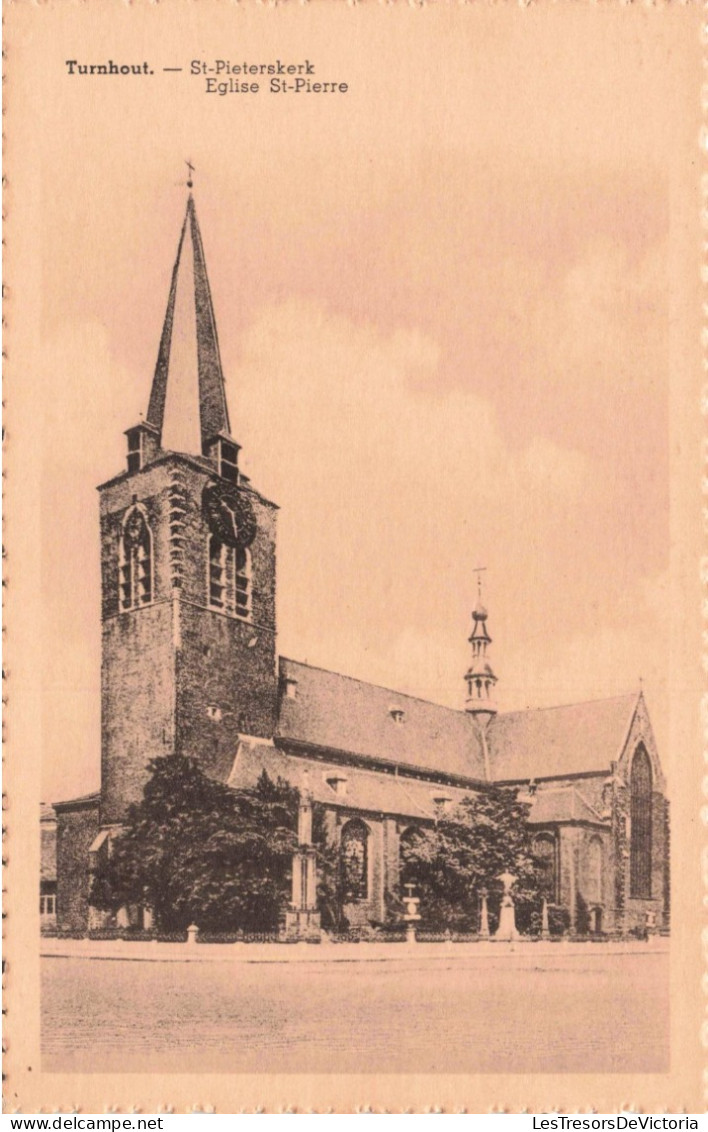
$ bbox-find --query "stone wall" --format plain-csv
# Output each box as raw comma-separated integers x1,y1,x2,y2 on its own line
40,808,57,883
576,827,613,931
176,602,277,781
624,790,669,931
55,800,100,933
100,459,180,822
101,604,176,823
99,453,279,822
557,826,580,929
555,825,620,932
173,467,278,768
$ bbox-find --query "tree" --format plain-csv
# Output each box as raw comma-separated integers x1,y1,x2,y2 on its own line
398,789,542,932
90,757,299,932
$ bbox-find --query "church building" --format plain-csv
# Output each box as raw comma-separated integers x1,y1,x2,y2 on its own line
52,191,670,937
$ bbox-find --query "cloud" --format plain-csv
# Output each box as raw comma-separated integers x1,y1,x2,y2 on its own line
233,300,604,686
501,568,670,765
39,322,139,800
39,295,667,800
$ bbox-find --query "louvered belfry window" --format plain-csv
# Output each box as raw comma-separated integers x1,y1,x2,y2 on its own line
630,746,653,899
235,546,251,619
208,535,229,610
119,508,153,611
208,537,251,620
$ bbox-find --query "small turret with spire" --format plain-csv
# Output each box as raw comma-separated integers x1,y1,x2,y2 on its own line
464,569,498,723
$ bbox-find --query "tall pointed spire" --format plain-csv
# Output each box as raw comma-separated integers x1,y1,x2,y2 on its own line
145,193,232,456
464,573,498,721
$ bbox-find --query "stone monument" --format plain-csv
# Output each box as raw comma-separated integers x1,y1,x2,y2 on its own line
478,887,490,940
493,871,519,941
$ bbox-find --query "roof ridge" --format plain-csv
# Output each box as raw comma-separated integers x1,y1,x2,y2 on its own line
612,690,643,766
495,690,640,719
279,656,467,717
280,658,641,722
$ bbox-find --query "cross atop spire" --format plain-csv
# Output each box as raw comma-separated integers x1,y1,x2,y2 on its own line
472,566,487,601
144,192,233,459
185,159,195,189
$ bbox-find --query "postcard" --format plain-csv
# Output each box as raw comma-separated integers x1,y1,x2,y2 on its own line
3,0,703,1113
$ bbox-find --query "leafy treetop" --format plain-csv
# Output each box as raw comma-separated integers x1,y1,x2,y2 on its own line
90,756,298,933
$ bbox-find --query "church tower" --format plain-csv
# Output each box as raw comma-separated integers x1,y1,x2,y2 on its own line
98,192,278,824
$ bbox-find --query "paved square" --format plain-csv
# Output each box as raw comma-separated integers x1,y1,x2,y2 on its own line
42,951,669,1075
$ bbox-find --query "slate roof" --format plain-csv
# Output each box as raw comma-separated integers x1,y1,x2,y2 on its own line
147,194,231,452
229,738,479,821
277,657,641,786
487,694,639,782
229,740,610,828
528,785,607,826
277,658,487,781
53,791,101,812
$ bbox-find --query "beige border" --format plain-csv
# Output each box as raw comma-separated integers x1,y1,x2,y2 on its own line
3,0,704,1112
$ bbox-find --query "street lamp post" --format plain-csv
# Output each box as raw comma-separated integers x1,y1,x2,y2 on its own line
403,882,421,945
479,887,490,940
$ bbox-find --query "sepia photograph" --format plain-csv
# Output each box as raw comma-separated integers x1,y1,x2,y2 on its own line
4,0,702,1113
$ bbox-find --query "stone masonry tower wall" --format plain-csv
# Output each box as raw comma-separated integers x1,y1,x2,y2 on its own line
99,192,279,825
99,453,278,824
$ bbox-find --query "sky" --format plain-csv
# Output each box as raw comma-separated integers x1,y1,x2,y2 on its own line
20,3,693,800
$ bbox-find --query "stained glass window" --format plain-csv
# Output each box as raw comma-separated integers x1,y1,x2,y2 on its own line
340,819,369,901
630,746,652,899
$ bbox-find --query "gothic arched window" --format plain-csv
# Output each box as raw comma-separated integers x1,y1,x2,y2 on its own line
532,833,558,903
630,746,653,899
119,507,153,611
585,836,603,904
340,819,370,901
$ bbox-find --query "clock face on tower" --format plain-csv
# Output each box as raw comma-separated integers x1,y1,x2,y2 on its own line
202,481,257,549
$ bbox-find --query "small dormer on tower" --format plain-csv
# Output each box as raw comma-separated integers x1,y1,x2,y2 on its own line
464,575,498,723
